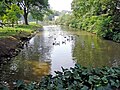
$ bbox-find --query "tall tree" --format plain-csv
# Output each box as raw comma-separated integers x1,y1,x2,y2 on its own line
3,4,23,27
17,0,49,25
31,6,52,24
0,1,7,19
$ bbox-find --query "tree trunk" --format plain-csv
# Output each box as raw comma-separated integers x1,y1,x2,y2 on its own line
12,23,14,27
36,20,38,24
12,20,14,27
23,8,29,25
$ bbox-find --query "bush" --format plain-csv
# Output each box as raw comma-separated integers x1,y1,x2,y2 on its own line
113,32,120,42
1,64,120,90
39,64,120,90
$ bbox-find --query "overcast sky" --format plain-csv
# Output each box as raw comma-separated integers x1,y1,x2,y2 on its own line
49,0,73,11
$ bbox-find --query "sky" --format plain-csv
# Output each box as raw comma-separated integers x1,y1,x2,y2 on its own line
49,0,73,11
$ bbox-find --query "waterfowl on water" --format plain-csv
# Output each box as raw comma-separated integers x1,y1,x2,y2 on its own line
53,41,60,46
62,41,66,44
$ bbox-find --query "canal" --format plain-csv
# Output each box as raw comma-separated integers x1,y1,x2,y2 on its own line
0,25,120,82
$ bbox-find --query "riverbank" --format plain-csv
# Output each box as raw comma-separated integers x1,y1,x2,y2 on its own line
0,24,42,64
55,0,120,43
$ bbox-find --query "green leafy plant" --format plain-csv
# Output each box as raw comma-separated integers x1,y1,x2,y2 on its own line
55,0,120,42
1,64,120,90
2,4,23,27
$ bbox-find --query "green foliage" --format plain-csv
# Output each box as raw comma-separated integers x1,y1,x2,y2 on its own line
0,24,42,38
31,6,53,22
16,0,49,24
55,0,120,42
0,1,7,19
1,0,49,25
78,14,113,36
55,14,76,26
2,4,23,27
1,64,120,89
112,32,120,43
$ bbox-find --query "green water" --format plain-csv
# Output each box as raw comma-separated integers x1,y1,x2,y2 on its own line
0,25,120,82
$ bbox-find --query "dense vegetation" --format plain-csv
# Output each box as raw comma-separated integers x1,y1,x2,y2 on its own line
56,0,120,42
0,64,120,90
0,0,120,90
0,0,49,25
0,0,46,37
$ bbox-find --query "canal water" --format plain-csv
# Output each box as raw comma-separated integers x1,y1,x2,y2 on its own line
0,25,120,82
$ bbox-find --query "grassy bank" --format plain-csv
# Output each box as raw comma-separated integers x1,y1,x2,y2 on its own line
0,23,42,38
0,23,42,63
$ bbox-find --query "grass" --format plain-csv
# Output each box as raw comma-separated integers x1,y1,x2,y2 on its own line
0,23,42,38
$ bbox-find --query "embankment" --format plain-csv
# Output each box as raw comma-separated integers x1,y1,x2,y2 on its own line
0,32,36,64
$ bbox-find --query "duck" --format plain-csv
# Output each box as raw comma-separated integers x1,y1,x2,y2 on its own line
62,40,66,44
71,36,74,40
54,38,56,40
56,41,60,45
53,41,60,45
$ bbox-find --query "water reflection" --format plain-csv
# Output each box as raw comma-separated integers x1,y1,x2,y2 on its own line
0,60,50,82
43,25,75,74
0,25,120,82
72,31,120,67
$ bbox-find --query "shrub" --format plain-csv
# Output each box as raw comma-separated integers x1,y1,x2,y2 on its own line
1,64,120,90
113,32,120,42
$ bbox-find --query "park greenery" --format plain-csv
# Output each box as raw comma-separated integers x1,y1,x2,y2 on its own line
55,0,120,42
0,0,49,25
2,4,23,27
0,64,120,90
0,0,120,90
0,0,49,37
0,23,42,38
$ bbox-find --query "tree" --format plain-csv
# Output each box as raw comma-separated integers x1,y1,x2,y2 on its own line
31,7,44,24
17,0,49,25
3,4,23,27
31,6,52,24
70,0,120,42
0,1,7,19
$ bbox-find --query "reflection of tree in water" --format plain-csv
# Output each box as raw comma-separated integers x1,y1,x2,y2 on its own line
0,27,55,82
18,27,54,61
0,59,50,81
72,31,120,67
38,29,53,61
